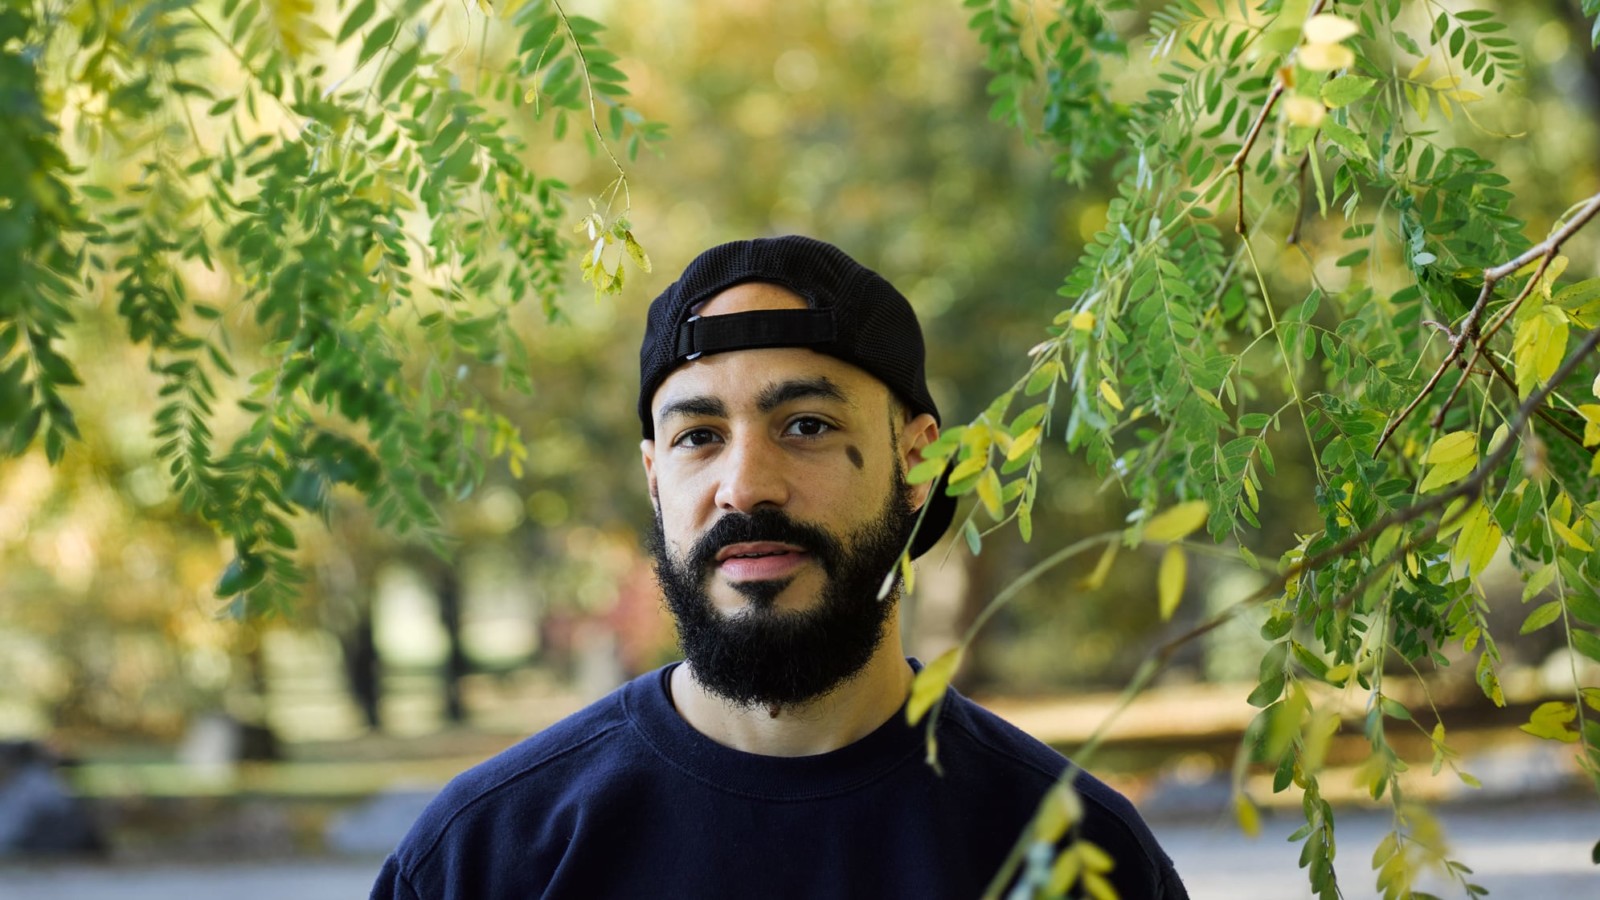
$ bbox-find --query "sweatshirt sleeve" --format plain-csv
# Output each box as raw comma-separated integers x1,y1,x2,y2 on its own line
369,855,423,900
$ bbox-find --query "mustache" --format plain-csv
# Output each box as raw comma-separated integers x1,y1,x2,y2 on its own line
688,508,844,576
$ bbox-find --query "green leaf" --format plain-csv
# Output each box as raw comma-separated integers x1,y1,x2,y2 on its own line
1520,601,1563,635
1573,629,1600,665
1320,75,1376,108
1321,119,1372,161
338,0,377,44
377,45,421,101
358,17,400,67
1025,360,1061,396
906,457,947,485
1522,563,1559,601
215,554,266,597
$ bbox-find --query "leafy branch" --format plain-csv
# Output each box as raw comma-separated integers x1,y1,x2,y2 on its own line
1375,187,1600,454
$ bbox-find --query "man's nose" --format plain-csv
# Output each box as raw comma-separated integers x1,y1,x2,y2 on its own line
714,433,790,513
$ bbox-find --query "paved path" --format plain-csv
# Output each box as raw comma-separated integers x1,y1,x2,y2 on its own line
2,802,1595,898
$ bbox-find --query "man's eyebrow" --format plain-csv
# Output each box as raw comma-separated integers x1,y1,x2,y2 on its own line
757,377,852,413
657,396,727,423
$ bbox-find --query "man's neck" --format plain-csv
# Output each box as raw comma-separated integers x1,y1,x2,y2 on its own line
668,624,914,758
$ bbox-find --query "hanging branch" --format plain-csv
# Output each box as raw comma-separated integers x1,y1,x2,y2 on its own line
1227,0,1331,236
1375,187,1600,455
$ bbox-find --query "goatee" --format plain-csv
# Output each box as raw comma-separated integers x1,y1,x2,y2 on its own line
649,470,916,709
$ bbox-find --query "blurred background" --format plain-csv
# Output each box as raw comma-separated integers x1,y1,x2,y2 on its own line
3,0,1600,896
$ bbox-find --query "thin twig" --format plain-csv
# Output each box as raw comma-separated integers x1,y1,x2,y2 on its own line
1431,255,1550,427
1375,187,1600,454
550,0,630,214
1227,0,1330,236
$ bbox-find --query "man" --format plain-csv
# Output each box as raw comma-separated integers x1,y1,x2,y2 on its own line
371,236,1187,899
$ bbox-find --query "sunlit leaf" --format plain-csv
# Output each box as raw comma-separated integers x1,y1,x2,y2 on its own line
1144,500,1209,542
906,646,962,725
1158,544,1185,620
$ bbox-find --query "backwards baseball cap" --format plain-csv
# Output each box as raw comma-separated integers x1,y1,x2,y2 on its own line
638,235,955,558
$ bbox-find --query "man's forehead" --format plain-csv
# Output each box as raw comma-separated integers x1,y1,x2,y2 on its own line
653,352,873,417
693,281,808,317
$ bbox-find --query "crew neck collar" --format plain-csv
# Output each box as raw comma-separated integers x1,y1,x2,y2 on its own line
621,662,928,801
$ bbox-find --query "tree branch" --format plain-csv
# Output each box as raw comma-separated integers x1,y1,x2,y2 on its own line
1048,323,1600,791
1376,187,1600,454
1227,0,1330,235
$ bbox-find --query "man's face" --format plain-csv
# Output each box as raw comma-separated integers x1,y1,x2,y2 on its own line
640,282,938,706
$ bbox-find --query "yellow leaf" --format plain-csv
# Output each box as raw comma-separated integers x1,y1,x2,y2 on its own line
1047,848,1083,896
1424,430,1477,464
1303,13,1359,44
1536,306,1570,383
1419,451,1477,492
1448,89,1483,103
906,647,962,725
962,423,993,457
624,232,652,273
1578,405,1600,447
991,428,1014,456
476,0,493,12
1300,41,1355,71
1519,700,1579,743
977,468,1004,520
1158,545,1186,621
1429,75,1461,91
899,553,916,596
1542,255,1570,297
948,454,987,484
1243,476,1259,512
1078,541,1119,590
1077,840,1114,873
1452,502,1501,579
1035,784,1083,844
1234,793,1261,838
1552,492,1572,526
1144,500,1210,542
1098,379,1124,411
1082,871,1117,900
1407,56,1431,81
1593,371,1600,400
1552,518,1595,553
1486,423,1511,455
1007,426,1042,462
1283,95,1326,126
1070,310,1096,331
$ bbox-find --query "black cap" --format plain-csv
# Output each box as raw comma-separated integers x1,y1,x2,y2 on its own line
639,235,955,558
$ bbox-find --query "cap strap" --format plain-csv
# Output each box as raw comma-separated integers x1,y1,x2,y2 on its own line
675,309,837,361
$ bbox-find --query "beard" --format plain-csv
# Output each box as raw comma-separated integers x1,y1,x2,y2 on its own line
649,469,916,709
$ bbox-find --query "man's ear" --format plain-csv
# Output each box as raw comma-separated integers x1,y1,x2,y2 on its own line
640,439,658,512
899,413,940,512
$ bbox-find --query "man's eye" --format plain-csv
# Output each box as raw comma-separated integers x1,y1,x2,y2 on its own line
674,428,721,448
785,417,832,437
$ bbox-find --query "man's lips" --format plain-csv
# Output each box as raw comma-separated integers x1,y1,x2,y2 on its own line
714,542,810,580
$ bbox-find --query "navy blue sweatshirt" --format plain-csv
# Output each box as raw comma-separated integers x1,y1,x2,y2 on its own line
372,663,1186,899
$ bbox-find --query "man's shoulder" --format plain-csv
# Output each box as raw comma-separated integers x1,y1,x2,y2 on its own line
937,688,1070,783
940,690,1187,898
392,670,657,863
